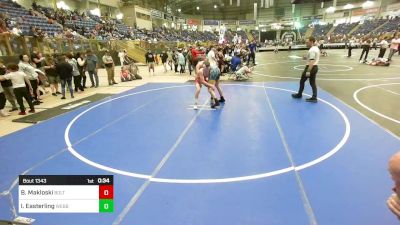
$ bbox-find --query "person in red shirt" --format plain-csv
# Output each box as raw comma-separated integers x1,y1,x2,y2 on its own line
191,45,205,69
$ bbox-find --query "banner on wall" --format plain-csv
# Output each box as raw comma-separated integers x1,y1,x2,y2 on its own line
238,20,256,25
187,19,201,25
326,12,345,19
220,20,237,25
303,15,324,20
151,9,163,19
203,20,219,26
352,7,379,16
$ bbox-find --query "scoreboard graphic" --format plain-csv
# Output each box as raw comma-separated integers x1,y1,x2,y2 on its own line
18,175,114,213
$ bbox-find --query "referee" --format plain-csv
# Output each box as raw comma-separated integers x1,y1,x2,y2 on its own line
292,36,320,103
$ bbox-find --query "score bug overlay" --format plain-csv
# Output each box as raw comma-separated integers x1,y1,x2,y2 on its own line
18,175,114,213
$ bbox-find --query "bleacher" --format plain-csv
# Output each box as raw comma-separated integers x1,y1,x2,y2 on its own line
373,17,400,35
332,22,359,36
1,0,62,36
352,19,387,36
312,24,333,39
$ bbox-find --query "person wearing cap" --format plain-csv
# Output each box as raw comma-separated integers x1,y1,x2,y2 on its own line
103,50,117,85
145,49,155,75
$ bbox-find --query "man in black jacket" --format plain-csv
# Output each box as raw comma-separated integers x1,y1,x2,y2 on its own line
56,55,74,99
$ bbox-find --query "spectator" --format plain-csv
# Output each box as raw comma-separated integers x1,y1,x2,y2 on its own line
102,50,117,85
160,50,168,73
0,63,35,115
11,24,22,36
0,59,18,111
77,52,87,88
56,55,74,99
18,54,41,105
66,53,83,92
118,49,128,66
86,49,99,88
178,49,185,74
145,49,155,75
388,34,400,61
43,56,60,96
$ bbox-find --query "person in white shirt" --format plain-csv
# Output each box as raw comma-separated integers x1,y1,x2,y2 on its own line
292,36,320,103
207,46,217,67
379,38,389,58
11,26,22,36
118,50,127,66
0,63,35,115
18,54,41,104
388,35,400,61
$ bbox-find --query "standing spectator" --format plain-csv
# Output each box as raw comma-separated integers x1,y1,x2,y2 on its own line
173,50,179,73
0,19,9,56
77,52,87,88
160,50,168,73
178,49,185,74
18,54,41,105
56,55,74,99
0,59,18,111
66,53,83,92
387,152,400,220
388,34,400,61
167,48,173,71
145,49,155,75
0,75,9,116
43,56,60,96
378,38,389,58
31,48,42,67
102,50,117,85
86,50,99,88
207,46,217,67
118,49,128,66
186,46,193,75
0,63,34,115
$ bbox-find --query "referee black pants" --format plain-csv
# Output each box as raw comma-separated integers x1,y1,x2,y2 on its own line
298,65,318,98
